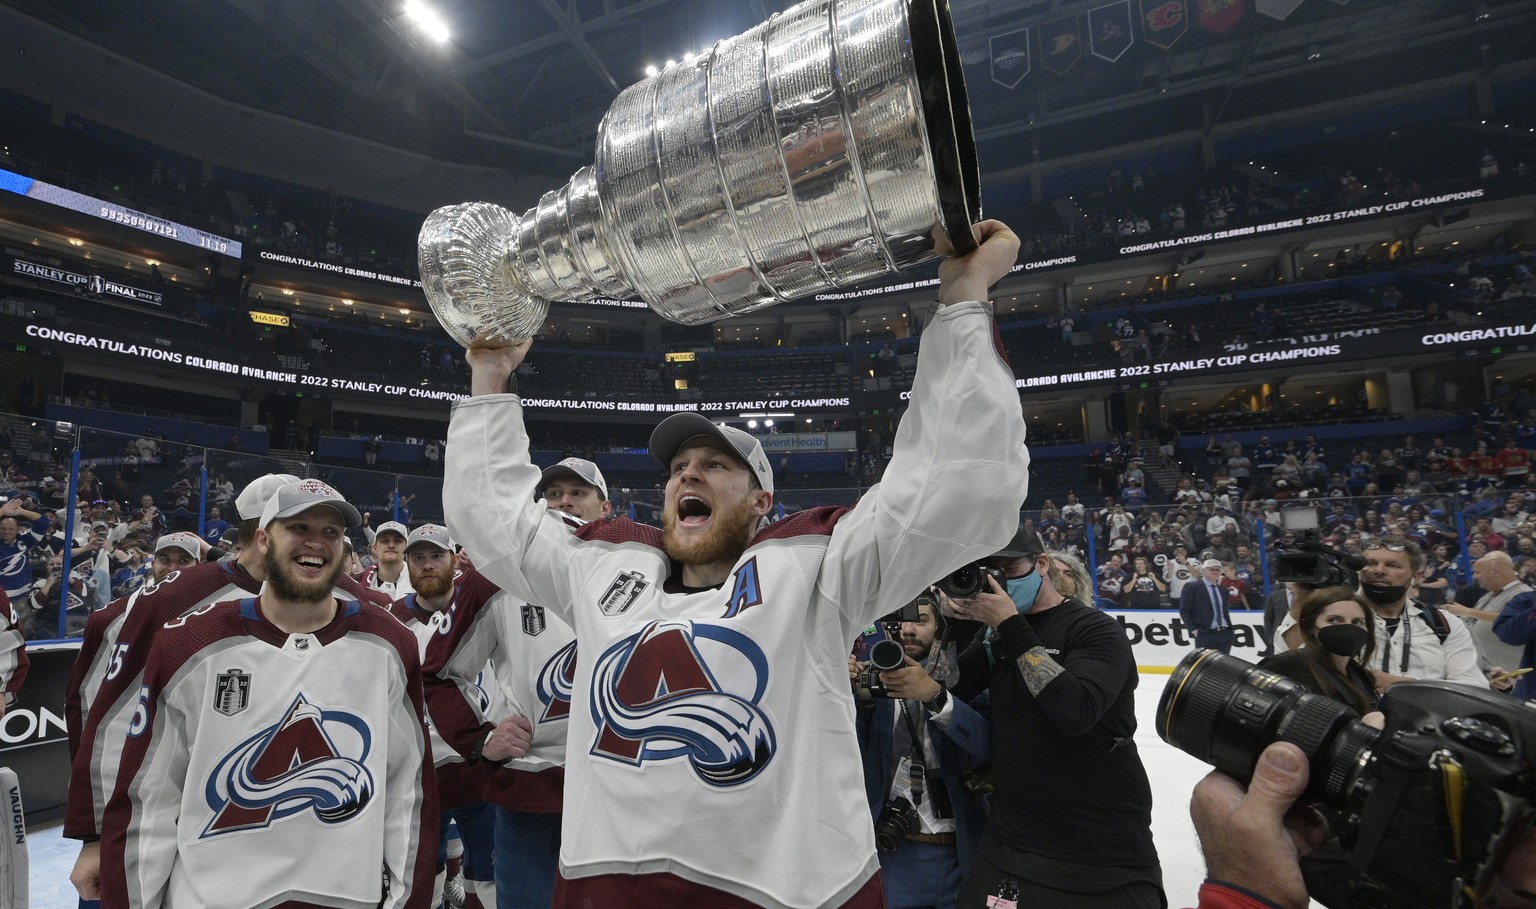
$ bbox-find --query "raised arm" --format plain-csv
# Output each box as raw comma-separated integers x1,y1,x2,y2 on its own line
822,222,1030,631
444,340,579,623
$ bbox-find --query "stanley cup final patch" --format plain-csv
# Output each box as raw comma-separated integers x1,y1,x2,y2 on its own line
521,604,547,637
214,669,251,716
598,570,648,617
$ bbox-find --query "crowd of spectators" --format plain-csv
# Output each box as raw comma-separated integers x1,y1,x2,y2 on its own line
1035,387,1536,613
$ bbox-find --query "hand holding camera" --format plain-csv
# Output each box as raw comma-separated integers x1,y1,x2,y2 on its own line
877,655,942,703
1190,741,1328,909
1163,650,1536,908
938,572,1015,629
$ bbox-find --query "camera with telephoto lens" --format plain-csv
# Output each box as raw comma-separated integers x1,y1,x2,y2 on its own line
873,796,920,853
860,639,908,698
935,563,1006,599
1273,535,1365,591
1158,650,1536,909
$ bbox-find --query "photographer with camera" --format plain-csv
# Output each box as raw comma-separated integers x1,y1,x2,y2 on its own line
943,525,1162,907
1184,735,1536,909
1277,539,1485,692
855,595,990,909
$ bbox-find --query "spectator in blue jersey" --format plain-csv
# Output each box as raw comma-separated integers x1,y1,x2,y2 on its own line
200,506,231,546
1120,478,1148,510
1344,453,1374,496
0,498,51,608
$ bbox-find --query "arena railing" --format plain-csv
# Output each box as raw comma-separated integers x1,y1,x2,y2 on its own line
14,417,1510,644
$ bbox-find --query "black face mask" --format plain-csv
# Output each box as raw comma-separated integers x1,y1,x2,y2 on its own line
1360,582,1409,605
1316,623,1370,658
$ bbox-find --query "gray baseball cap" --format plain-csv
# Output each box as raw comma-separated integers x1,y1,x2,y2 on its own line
154,532,201,559
259,480,363,529
649,413,774,494
405,523,454,552
234,473,301,522
375,521,409,541
538,457,608,499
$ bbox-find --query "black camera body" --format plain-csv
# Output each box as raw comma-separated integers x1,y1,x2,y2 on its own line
935,564,1006,599
873,796,920,853
1158,650,1536,908
1273,536,1365,590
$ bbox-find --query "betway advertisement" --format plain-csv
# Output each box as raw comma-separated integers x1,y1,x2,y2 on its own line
1109,609,1271,670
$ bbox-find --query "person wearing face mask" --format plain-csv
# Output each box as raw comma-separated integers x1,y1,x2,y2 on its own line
942,524,1163,908
1278,538,1486,693
1257,587,1379,718
1258,588,1432,909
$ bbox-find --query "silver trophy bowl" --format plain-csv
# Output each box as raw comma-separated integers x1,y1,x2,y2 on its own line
419,0,980,345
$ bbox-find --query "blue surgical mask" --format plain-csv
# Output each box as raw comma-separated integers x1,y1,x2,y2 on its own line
1005,570,1043,613
983,567,1045,664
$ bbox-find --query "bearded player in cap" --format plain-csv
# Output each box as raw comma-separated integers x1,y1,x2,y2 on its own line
423,457,609,909
397,524,500,909
444,221,1028,908
67,475,400,902
99,479,436,908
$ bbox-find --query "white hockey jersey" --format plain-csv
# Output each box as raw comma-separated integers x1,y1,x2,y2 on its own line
67,561,392,840
423,567,575,770
100,596,436,909
444,300,1029,908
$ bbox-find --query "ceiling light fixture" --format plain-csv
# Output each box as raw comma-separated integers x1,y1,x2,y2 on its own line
404,0,451,43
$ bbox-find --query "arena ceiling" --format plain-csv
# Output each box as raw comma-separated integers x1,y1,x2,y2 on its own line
3,0,1532,188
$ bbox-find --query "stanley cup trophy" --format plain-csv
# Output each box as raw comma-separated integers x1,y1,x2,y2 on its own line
419,0,981,345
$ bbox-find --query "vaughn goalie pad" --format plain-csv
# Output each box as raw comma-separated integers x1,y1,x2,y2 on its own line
0,767,26,908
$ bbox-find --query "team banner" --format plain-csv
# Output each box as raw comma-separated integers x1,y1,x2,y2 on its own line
11,258,162,306
1254,0,1303,20
989,27,1031,88
1038,15,1084,75
1088,1,1136,62
1140,0,1189,48
1196,0,1245,34
257,250,422,290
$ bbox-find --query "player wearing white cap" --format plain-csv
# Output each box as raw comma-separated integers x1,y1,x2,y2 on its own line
422,457,608,909
99,479,435,909
362,520,415,597
66,474,400,901
443,222,1029,909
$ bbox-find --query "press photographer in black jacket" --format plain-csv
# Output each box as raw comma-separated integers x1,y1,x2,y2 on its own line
943,525,1163,908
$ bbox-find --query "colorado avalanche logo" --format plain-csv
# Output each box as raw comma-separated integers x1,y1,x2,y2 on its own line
536,640,578,723
589,621,775,787
201,693,374,837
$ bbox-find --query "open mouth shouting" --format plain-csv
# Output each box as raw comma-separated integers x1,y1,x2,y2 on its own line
676,493,713,530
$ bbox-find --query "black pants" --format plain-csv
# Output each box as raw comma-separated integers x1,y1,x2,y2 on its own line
958,851,1165,909
1194,628,1235,654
